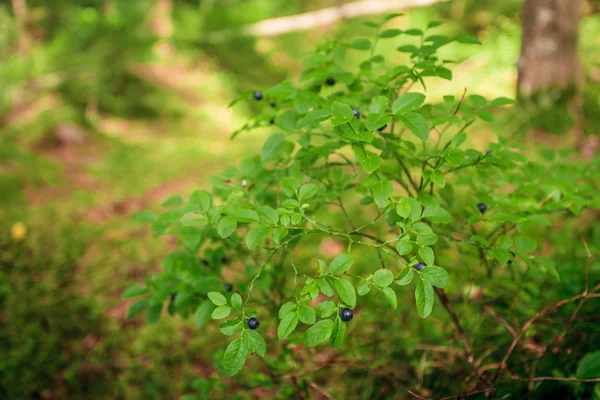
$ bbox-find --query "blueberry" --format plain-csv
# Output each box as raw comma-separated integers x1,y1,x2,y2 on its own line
200,258,209,266
352,108,360,119
253,90,263,101
224,283,233,292
414,262,425,271
170,292,177,302
269,118,275,125
378,124,387,132
340,307,353,322
247,317,260,330
269,101,276,108
326,77,336,86
477,203,488,214
485,150,492,156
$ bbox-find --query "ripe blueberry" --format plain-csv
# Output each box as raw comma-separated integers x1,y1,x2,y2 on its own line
414,262,425,271
224,283,233,292
477,203,488,214
352,108,360,119
247,317,260,330
340,307,353,322
269,101,276,108
170,292,177,302
378,124,387,132
200,258,209,266
253,90,263,101
326,77,336,86
485,150,492,156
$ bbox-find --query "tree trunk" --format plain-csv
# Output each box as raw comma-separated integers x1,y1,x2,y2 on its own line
518,0,583,97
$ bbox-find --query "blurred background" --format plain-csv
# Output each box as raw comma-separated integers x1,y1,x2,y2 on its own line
0,0,599,399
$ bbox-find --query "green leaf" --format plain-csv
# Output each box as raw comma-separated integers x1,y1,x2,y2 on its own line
272,227,289,244
331,102,354,126
576,351,600,379
230,209,258,223
180,212,205,227
417,233,438,246
256,206,279,225
243,330,267,357
208,292,227,306
398,112,429,141
217,217,237,239
395,268,414,286
353,146,382,174
220,319,243,336
161,194,184,207
211,305,231,319
392,93,426,114
430,172,446,188
423,205,452,224
396,237,413,255
357,280,371,295
454,34,481,45
516,235,537,253
350,38,371,50
147,304,162,324
132,210,158,223
195,302,214,329
126,299,148,319
420,266,449,288
304,319,335,347
222,338,248,376
373,269,394,287
296,109,331,129
364,113,390,131
419,246,435,265
299,183,319,201
230,293,242,309
246,224,270,249
191,190,212,212
372,180,393,209
317,278,334,297
382,287,397,309
331,317,347,347
122,284,150,299
491,247,512,266
334,279,356,307
297,303,316,324
329,254,354,275
379,29,402,38
278,302,297,318
369,96,389,114
316,301,337,318
415,279,434,318
412,222,433,235
396,199,411,219
278,313,299,340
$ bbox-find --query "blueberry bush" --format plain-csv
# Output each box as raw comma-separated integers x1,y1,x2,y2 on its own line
127,16,600,398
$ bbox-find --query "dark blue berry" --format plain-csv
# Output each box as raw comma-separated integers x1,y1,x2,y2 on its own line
340,308,353,322
326,77,336,86
253,90,263,101
352,108,360,119
247,317,260,330
224,283,233,292
414,262,425,271
477,203,488,214
485,150,492,156
200,258,209,266
378,124,387,132
269,101,276,108
170,292,177,302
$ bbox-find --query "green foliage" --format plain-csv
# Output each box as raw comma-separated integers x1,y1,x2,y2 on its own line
126,17,600,396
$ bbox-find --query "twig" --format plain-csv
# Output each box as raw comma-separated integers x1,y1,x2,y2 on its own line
453,87,467,115
508,372,600,383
